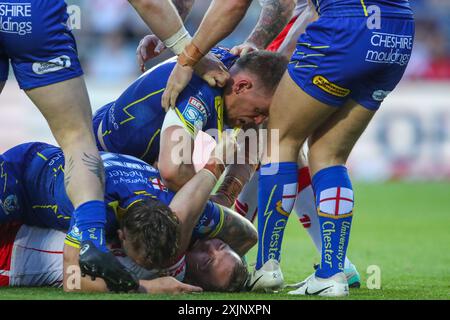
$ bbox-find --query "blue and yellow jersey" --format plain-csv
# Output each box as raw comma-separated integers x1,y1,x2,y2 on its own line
0,143,223,248
311,0,413,17
93,47,238,165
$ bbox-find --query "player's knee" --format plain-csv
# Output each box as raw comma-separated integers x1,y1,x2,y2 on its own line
308,144,349,170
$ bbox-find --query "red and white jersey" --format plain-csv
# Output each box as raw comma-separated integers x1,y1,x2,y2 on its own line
0,223,186,287
0,223,65,287
293,0,308,18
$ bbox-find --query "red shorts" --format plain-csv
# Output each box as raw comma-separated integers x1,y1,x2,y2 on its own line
266,15,299,52
0,222,22,286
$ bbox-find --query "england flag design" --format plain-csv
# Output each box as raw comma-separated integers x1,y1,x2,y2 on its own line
282,183,297,212
151,178,167,191
319,187,354,217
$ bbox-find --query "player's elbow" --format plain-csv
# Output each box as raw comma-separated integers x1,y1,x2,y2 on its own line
128,0,161,13
159,165,184,192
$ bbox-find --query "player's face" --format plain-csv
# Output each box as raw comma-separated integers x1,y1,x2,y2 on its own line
186,238,242,290
224,74,271,128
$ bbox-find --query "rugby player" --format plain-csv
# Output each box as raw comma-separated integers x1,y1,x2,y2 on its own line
0,137,255,292
154,0,415,296
0,223,251,293
93,48,287,191
0,0,127,285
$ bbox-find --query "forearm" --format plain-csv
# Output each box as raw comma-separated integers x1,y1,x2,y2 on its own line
214,164,257,208
172,0,195,21
128,0,184,41
170,170,218,253
246,0,295,49
192,0,252,54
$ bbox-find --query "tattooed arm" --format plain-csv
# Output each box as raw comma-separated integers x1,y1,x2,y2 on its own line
247,0,295,49
230,0,295,55
213,206,258,256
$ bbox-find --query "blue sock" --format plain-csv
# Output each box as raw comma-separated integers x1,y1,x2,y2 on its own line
312,165,354,278
256,162,298,269
75,200,108,252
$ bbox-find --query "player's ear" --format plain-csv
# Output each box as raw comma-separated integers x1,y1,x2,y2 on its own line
234,79,252,94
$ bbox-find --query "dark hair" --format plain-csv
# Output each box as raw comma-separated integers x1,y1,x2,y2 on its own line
121,199,180,268
234,50,288,94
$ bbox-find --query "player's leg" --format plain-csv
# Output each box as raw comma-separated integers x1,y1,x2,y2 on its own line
24,77,109,247
288,100,374,297
293,145,361,287
249,73,336,291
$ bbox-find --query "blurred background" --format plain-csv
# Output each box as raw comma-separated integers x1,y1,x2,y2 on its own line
1,0,449,181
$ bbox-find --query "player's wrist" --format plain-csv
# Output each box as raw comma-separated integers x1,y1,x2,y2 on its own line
202,156,226,181
164,26,192,56
177,41,206,68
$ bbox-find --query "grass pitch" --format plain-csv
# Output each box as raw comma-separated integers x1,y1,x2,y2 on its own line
1,182,449,300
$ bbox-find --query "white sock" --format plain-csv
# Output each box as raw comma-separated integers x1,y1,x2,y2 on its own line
234,170,259,222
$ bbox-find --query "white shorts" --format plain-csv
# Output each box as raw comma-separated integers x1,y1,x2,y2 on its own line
0,223,65,287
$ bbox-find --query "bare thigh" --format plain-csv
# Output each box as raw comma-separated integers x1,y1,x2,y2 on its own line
308,99,376,176
263,72,337,165
24,76,94,144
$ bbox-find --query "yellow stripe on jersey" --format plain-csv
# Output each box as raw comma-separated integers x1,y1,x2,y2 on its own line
140,129,161,160
360,0,369,16
174,107,195,136
119,88,165,125
36,152,48,161
215,96,224,142
208,206,225,239
0,161,7,193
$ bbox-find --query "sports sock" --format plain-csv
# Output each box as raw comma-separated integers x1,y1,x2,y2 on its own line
75,200,108,252
234,170,259,222
294,167,354,270
256,162,297,269
312,165,354,278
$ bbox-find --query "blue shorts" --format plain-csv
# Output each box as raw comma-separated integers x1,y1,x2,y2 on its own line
288,16,415,110
0,0,83,89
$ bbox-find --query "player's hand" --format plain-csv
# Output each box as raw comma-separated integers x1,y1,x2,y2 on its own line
138,277,203,294
194,53,230,88
162,63,194,111
162,54,229,111
230,42,259,56
137,35,166,72
211,130,239,166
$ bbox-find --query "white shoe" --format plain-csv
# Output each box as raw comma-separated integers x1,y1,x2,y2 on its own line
286,264,361,289
246,259,284,292
288,272,349,297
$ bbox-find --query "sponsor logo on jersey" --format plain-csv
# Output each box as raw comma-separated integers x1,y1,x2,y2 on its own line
32,56,72,75
313,75,351,98
0,194,19,215
0,2,32,35
183,97,208,130
372,89,391,102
